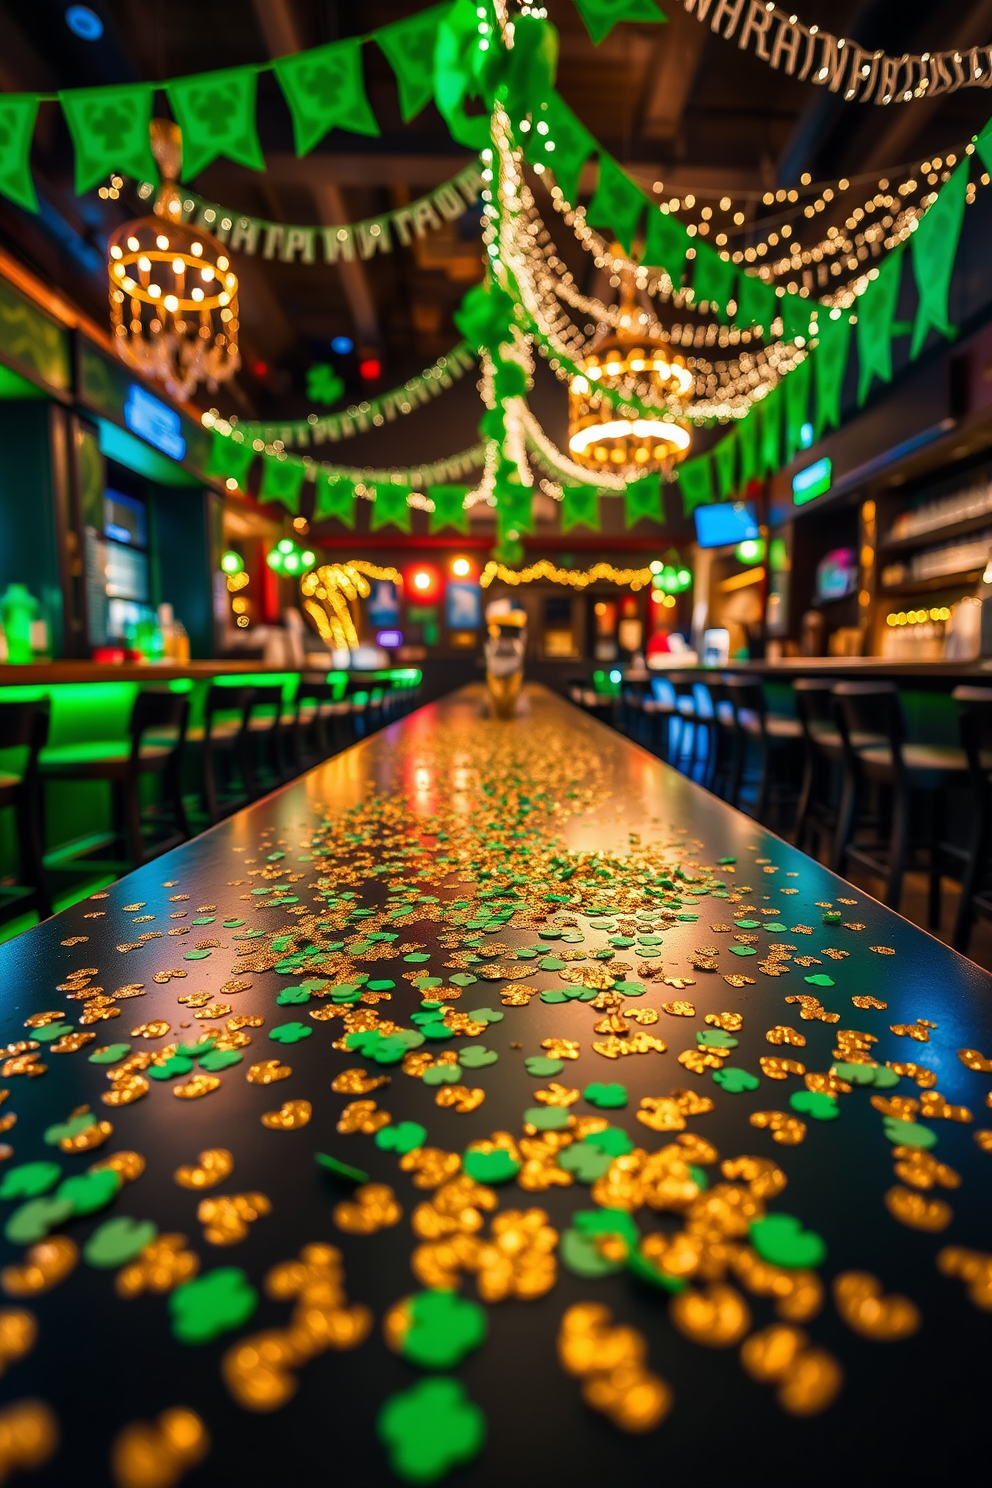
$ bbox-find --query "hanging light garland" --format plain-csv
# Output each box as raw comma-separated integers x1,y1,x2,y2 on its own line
300,561,401,652
266,538,315,576
480,559,654,589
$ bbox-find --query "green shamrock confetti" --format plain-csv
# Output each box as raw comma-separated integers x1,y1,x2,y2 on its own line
56,1168,121,1216
612,980,645,996
697,1028,738,1049
33,1023,74,1043
538,989,569,1004
377,1377,485,1484
147,1055,195,1082
883,1117,936,1148
376,1122,428,1154
583,1082,627,1109
276,986,313,1005
729,945,757,957
397,1290,488,1370
43,1112,98,1146
750,1214,826,1269
789,1090,839,1121
88,1043,132,1065
457,1046,498,1069
422,1063,462,1087
804,973,835,987
523,1106,570,1131
584,1126,634,1157
269,1022,313,1045
524,1056,564,1077
462,1149,521,1185
0,1161,62,1201
557,1145,614,1183
712,1067,760,1093
169,1268,258,1345
198,1049,243,1073
5,1196,75,1245
182,949,211,961
84,1216,158,1269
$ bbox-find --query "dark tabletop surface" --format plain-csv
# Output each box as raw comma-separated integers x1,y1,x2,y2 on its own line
0,683,989,1487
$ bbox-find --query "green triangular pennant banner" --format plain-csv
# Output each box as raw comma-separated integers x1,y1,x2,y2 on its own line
678,455,713,517
737,411,759,490
561,484,600,532
258,455,306,513
59,84,157,196
586,154,644,256
274,39,379,157
313,470,355,527
910,160,968,359
857,244,904,405
624,472,662,527
813,313,853,439
640,208,689,287
496,477,535,536
528,93,594,205
0,95,39,212
691,244,735,320
735,269,777,333
780,292,814,343
714,430,737,499
166,66,265,180
206,433,256,490
371,484,412,532
428,484,470,533
573,0,667,46
783,355,812,463
375,3,451,122
757,386,783,476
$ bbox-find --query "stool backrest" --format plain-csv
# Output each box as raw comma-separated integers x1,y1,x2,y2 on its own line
793,678,835,737
723,676,766,723
831,681,901,759
205,685,254,738
129,689,189,759
953,686,992,785
0,699,49,777
249,684,285,731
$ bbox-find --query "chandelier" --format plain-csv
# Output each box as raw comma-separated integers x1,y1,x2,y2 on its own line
107,120,240,402
567,278,692,478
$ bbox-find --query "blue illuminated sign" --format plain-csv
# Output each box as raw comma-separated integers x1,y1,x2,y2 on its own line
792,456,832,505
124,384,186,462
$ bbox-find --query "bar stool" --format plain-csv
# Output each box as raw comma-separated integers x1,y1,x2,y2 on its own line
40,688,190,868
832,681,968,918
793,678,845,853
950,686,992,952
724,675,802,821
0,700,52,923
245,684,294,796
185,684,254,825
642,677,678,764
294,677,334,768
696,676,737,797
667,672,700,774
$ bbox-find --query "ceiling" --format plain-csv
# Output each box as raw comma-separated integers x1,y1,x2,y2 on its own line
2,0,992,464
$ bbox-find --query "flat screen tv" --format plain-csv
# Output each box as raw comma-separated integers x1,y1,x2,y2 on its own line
693,501,759,548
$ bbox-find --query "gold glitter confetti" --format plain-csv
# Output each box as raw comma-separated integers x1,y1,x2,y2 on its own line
337,1100,390,1135
884,1185,952,1231
334,1184,402,1235
0,1399,58,1479
174,1150,234,1190
749,1111,806,1145
670,1283,751,1347
1,1238,77,1298
117,1236,199,1298
198,1192,271,1246
558,1303,671,1433
172,1075,221,1100
832,1272,920,1340
246,1061,291,1085
434,1086,485,1113
110,1407,208,1488
261,1100,312,1130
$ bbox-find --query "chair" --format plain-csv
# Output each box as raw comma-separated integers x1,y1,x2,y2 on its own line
832,681,968,918
723,675,802,821
40,688,190,867
950,686,992,952
185,684,254,825
793,678,845,853
642,677,679,764
667,672,701,774
0,700,51,923
696,676,737,797
245,684,294,796
294,676,335,769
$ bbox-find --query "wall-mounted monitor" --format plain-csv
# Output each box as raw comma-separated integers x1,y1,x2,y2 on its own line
693,501,759,548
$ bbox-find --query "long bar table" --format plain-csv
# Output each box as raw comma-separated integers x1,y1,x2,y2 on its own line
0,683,988,1485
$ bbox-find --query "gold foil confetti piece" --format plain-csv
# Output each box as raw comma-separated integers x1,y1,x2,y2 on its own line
623,1006,659,1026
192,1003,231,1021
399,1147,462,1190
832,1272,920,1341
90,1151,145,1184
886,1061,937,1088
227,1015,263,1031
22,1013,62,1029
936,1247,992,1310
246,1061,291,1085
58,1118,112,1154
533,1083,580,1108
220,979,251,995
435,1086,485,1113
198,1192,271,1246
958,1048,992,1072
117,1235,199,1298
176,992,211,1009
174,1150,234,1190
740,1323,807,1382
677,1048,725,1075
670,1283,751,1347
337,1100,390,1135
172,1075,221,1101
759,1057,806,1081
884,1185,952,1231
975,1130,992,1152
661,1001,696,1018
705,1012,743,1032
749,1111,806,1145
636,1097,686,1133
918,1091,972,1123
60,937,88,946
50,1032,97,1055
78,1003,120,1026
892,1146,960,1190
110,1406,209,1488
766,1026,806,1047
0,1399,58,1479
101,1076,149,1107
775,1347,844,1415
1,1238,77,1298
122,903,146,912
131,1021,170,1040
541,1038,580,1060
889,1021,933,1043
724,975,756,987
152,970,187,984
261,1100,312,1131
334,1183,402,1235
331,1068,388,1095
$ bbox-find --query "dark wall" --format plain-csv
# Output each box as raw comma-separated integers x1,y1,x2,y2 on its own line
0,400,70,655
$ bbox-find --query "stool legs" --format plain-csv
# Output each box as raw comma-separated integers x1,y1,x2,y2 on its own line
14,786,51,921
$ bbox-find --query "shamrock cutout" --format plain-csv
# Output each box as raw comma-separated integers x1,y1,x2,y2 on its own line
729,945,757,957
735,919,760,929
539,989,569,1004
583,1082,627,1109
403,953,431,964
367,980,396,992
376,1122,428,1154
830,1062,877,1086
277,986,313,1006
222,919,246,928
199,1049,243,1073
148,1055,195,1082
804,974,835,988
84,1216,157,1269
331,984,365,1004
697,1028,739,1050
449,974,478,987
713,1067,760,1093
397,1290,488,1370
33,1023,74,1043
169,1267,258,1345
87,99,137,150
790,1090,838,1121
539,957,566,971
750,1213,826,1270
523,1106,570,1131
269,1023,313,1045
88,1043,131,1065
375,1032,426,1064
191,916,215,926
584,1126,634,1158
306,364,345,406
176,1038,217,1058
5,1196,75,1245
557,1145,614,1183
869,1065,900,1089
458,1046,498,1069
0,1161,61,1201
57,1169,121,1217
183,950,211,961
419,1021,454,1043
315,1153,368,1184
883,1117,936,1148
43,1112,98,1147
422,1063,462,1087
525,1056,564,1077
377,1377,485,1484
462,1149,520,1185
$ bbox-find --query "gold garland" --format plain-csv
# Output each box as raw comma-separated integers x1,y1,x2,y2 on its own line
480,560,653,590
300,561,402,651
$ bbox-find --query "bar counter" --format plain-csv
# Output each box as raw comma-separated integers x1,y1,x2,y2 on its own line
0,684,988,1485
639,657,992,681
